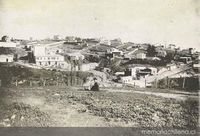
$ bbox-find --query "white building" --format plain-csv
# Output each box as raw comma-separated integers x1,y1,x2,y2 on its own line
156,50,167,57
35,54,70,69
53,35,63,40
34,45,70,69
167,63,177,71
119,76,133,83
125,66,157,78
168,44,176,50
0,54,14,62
46,47,62,55
115,72,125,76
81,63,98,71
66,52,85,60
26,41,38,49
33,42,64,56
136,52,146,59
107,48,123,55
65,36,77,43
110,38,122,46
100,39,111,46
33,46,46,56
125,49,147,60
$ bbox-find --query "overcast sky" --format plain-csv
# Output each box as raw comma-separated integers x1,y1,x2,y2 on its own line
0,0,200,50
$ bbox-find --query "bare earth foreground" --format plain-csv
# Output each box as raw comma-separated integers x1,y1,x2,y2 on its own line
0,86,199,127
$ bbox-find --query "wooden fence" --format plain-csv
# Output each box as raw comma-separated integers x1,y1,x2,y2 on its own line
152,76,200,91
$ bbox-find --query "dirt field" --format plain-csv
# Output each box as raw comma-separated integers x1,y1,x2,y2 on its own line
0,86,199,127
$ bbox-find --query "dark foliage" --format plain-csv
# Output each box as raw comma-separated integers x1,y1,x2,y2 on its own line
146,45,156,57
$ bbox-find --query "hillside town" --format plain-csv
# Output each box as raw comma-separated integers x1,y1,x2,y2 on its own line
0,1,199,135
0,35,199,90
0,35,199,129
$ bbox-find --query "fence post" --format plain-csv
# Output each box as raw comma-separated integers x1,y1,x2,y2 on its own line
56,77,59,86
43,79,46,86
199,76,200,90
15,79,18,87
166,76,169,89
0,79,1,87
168,78,170,89
154,78,158,88
182,77,186,89
30,80,32,87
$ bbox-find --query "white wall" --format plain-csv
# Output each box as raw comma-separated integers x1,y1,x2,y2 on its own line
34,46,46,56
35,55,66,68
0,42,17,48
136,53,146,59
0,55,14,62
120,76,133,83
81,63,98,71
35,55,65,62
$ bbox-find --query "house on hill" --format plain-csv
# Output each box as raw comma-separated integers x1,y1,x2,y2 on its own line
168,44,176,50
136,50,147,59
0,54,14,62
124,65,157,79
65,52,85,61
34,45,70,69
81,62,98,71
138,44,149,50
0,47,15,62
0,42,17,48
156,46,167,58
99,39,111,46
35,54,70,69
106,48,123,59
124,49,147,60
0,36,17,48
110,38,122,46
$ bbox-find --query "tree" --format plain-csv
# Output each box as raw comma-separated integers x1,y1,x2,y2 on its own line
1,35,9,42
110,58,124,74
165,50,176,63
28,52,36,63
147,45,156,57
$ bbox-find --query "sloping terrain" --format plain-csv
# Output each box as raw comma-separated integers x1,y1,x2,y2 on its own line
0,86,198,127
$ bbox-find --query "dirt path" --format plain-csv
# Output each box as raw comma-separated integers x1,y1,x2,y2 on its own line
132,90,198,100
107,89,199,100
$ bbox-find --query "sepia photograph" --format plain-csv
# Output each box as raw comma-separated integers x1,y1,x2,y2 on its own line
0,0,199,135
